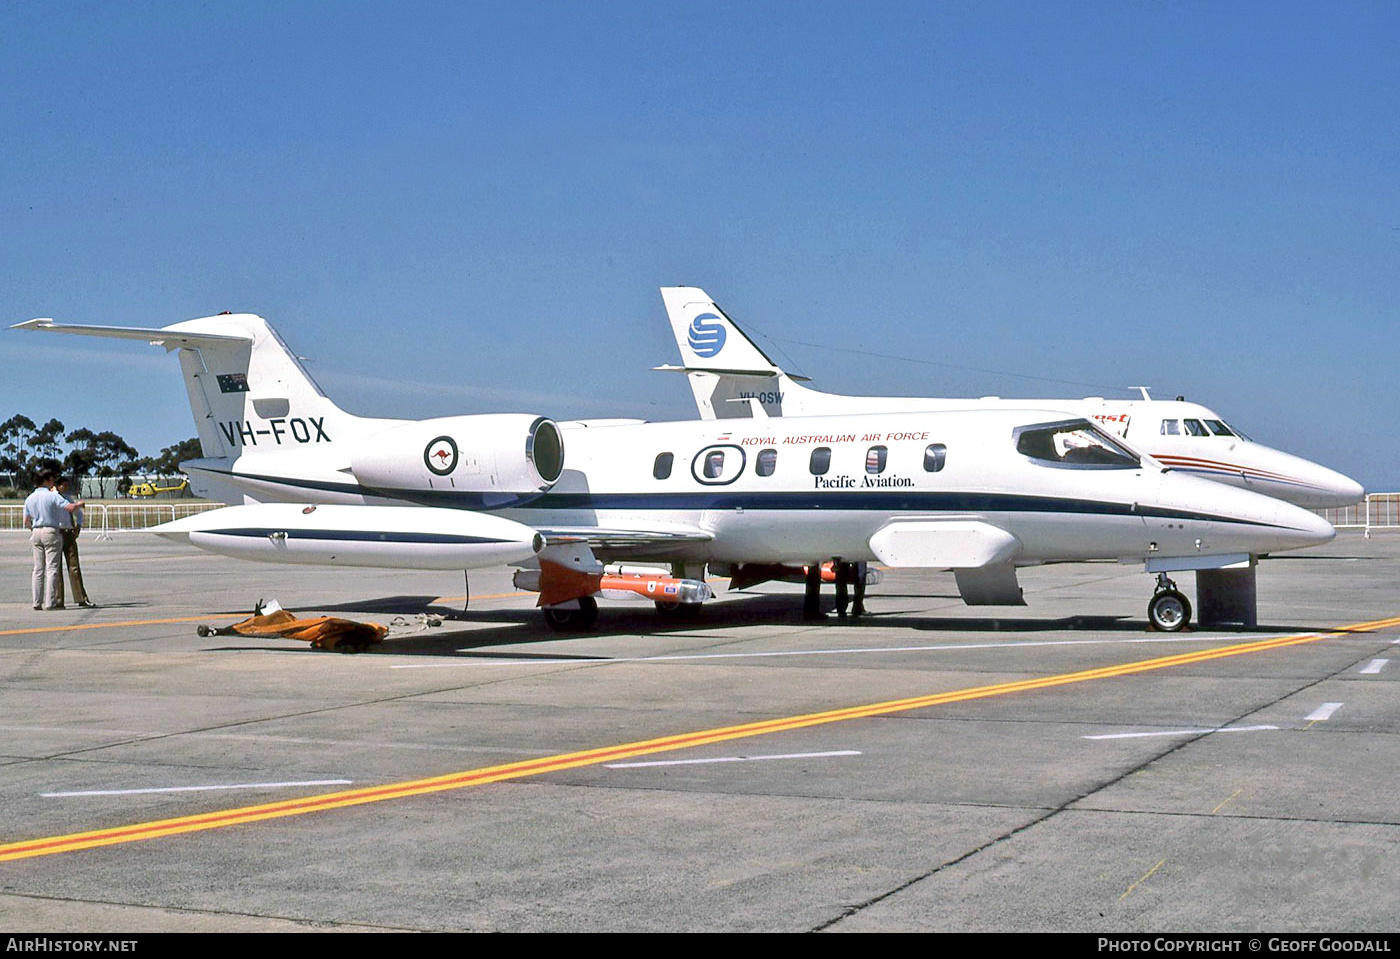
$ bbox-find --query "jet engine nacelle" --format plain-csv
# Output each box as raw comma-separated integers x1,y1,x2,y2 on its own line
349,414,565,497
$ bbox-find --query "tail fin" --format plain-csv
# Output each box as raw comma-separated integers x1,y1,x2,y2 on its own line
655,287,825,420
660,287,786,376
12,313,383,459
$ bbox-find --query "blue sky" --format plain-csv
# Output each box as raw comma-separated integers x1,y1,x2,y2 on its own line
2,1,1395,488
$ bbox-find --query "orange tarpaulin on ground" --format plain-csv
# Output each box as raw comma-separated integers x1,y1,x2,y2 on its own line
227,608,388,651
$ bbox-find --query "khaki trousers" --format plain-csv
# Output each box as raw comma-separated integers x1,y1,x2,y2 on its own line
62,529,89,605
29,527,63,609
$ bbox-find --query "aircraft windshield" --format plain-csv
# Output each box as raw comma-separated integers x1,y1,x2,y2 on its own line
1016,419,1141,469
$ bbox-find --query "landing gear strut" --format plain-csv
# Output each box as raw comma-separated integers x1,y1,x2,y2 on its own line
1147,573,1191,632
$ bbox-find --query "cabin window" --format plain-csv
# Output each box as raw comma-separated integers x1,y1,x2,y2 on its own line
1183,419,1209,437
809,447,831,475
756,448,778,477
1016,420,1140,470
1160,419,1180,435
690,444,746,485
923,443,947,472
1205,419,1235,437
865,446,887,474
653,452,673,480
703,450,725,479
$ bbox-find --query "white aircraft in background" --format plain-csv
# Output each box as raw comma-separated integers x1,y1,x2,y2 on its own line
13,312,1334,632
658,287,1364,510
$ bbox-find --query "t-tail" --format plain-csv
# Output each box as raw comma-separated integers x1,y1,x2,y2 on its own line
10,313,398,503
656,286,830,420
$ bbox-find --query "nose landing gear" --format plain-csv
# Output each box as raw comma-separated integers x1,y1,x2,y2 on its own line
1148,573,1192,632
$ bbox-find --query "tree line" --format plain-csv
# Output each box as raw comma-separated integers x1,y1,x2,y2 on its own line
0,414,200,496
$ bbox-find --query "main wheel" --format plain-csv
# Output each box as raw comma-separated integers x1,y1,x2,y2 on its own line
655,601,702,619
1148,589,1191,632
543,595,599,632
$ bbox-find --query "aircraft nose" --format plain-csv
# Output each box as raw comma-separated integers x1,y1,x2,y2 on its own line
1254,447,1364,509
1285,456,1365,508
1325,472,1366,509
1273,499,1337,548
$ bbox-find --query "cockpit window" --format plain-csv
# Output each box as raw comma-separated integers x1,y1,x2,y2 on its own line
1205,419,1234,437
1160,419,1180,435
1183,419,1209,437
1016,419,1141,469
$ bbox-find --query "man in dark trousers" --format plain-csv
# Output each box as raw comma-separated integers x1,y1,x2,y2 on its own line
54,476,92,607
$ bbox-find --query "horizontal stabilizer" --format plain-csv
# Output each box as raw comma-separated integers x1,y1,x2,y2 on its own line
652,364,810,382
11,318,251,350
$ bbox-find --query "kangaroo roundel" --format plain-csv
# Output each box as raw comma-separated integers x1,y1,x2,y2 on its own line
424,435,459,475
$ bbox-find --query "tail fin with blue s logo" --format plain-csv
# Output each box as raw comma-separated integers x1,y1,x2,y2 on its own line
661,287,782,374
656,287,830,420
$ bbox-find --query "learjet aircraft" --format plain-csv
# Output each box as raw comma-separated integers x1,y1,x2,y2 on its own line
13,312,1334,631
658,287,1363,510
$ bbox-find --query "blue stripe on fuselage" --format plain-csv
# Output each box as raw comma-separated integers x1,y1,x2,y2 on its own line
204,468,1294,530
201,528,512,545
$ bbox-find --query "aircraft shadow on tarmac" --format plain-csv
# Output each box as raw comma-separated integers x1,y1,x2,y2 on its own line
187,588,1323,658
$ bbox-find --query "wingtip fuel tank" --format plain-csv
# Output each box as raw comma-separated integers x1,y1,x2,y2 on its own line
151,504,544,570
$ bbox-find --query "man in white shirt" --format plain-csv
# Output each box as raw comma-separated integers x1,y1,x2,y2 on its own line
23,469,84,610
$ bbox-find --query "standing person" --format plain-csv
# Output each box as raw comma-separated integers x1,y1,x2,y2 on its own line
851,561,868,617
54,476,93,607
23,469,80,611
833,561,851,618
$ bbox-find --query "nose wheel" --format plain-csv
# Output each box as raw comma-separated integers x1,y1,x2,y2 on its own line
1148,574,1191,632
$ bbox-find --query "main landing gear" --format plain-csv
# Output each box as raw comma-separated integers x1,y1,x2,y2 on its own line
1147,573,1192,632
542,596,599,632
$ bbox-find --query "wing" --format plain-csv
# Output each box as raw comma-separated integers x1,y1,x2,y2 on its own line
537,524,712,560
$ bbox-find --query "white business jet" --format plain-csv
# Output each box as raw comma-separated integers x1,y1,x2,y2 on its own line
658,288,1364,510
13,312,1334,632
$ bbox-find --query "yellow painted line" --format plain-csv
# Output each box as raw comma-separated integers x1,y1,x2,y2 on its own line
1119,858,1167,901
1211,788,1243,815
0,616,214,638
1,595,526,638
431,591,528,604
3,613,1398,863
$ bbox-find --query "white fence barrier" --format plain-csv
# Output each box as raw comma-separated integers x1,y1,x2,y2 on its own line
1316,493,1399,537
0,502,223,533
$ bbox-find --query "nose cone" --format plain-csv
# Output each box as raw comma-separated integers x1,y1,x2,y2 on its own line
1159,473,1336,555
1243,445,1364,509
1271,499,1337,550
1305,468,1365,510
